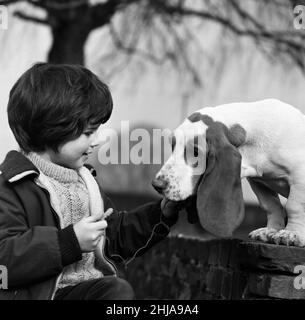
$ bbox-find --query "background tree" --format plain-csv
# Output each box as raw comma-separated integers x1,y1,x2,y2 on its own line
1,0,305,85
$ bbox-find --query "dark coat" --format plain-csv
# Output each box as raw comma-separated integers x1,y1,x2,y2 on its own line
0,151,176,300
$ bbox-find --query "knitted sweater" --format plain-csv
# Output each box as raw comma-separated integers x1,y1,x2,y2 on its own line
25,152,103,290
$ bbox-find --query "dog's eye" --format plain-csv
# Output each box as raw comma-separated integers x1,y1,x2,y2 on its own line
186,145,199,157
184,144,200,167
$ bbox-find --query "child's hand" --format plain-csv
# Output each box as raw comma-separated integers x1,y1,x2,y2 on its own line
73,208,113,252
161,198,184,219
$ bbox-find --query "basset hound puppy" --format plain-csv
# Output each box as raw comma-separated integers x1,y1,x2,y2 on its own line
152,99,305,247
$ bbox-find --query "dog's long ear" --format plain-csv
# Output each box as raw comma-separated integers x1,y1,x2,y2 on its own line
196,122,245,237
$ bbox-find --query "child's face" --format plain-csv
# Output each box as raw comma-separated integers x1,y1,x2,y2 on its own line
48,125,101,170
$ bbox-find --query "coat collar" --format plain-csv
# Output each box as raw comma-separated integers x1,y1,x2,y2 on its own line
0,150,39,183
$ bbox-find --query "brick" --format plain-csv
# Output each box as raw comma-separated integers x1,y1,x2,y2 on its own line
208,241,222,266
248,273,305,299
206,267,226,298
239,241,305,274
231,270,248,299
228,239,244,268
220,269,234,299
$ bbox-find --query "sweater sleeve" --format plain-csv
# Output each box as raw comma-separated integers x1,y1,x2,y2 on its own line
0,188,81,288
101,192,176,264
57,224,82,266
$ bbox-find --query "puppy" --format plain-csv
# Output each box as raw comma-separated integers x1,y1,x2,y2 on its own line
152,99,305,247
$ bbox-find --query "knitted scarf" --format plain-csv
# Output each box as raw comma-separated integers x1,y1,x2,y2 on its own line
25,152,106,290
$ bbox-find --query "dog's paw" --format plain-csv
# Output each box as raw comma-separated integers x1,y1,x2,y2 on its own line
249,227,278,242
269,230,305,247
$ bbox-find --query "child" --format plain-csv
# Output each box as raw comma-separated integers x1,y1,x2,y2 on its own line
0,63,183,300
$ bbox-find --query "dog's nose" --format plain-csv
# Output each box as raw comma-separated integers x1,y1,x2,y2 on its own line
152,178,168,194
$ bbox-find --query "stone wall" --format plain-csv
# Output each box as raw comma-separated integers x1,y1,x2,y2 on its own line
123,237,305,300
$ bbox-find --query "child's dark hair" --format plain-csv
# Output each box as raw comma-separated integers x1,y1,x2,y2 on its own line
7,62,113,153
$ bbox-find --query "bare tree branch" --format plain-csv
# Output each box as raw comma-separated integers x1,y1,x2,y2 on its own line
90,0,120,29
26,0,51,9
90,0,141,30
28,0,88,10
13,9,49,24
228,0,266,31
0,0,20,5
109,21,170,65
160,15,201,85
2,0,305,81
146,0,305,72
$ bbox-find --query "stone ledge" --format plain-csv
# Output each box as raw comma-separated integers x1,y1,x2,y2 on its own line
247,273,305,299
239,240,305,274
123,236,305,299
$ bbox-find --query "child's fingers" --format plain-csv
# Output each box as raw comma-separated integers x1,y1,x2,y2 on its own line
89,208,113,222
90,211,104,222
95,219,108,230
103,208,113,219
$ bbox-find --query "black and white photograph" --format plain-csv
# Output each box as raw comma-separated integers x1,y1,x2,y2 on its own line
0,0,305,306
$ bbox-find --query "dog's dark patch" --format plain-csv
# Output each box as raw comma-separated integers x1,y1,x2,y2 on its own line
188,112,246,147
228,124,246,147
188,113,214,126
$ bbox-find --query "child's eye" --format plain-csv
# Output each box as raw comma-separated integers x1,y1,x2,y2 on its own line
84,131,93,137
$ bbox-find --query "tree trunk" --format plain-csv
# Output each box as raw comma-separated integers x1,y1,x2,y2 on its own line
47,8,92,65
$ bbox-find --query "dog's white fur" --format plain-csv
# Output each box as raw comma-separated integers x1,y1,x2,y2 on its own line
155,99,305,246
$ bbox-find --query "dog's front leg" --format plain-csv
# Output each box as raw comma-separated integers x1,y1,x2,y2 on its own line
247,179,286,242
270,183,305,247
